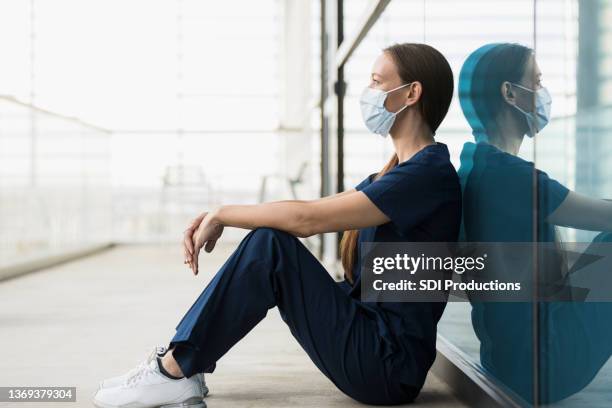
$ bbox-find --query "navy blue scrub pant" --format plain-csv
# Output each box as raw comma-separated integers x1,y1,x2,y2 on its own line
167,227,419,405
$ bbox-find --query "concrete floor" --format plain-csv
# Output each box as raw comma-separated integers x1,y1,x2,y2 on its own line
0,243,467,408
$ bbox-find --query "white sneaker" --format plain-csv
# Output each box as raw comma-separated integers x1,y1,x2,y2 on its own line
98,346,209,398
93,359,205,408
99,346,168,390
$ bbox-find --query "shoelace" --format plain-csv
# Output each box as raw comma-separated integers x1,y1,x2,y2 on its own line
121,345,167,387
124,363,154,387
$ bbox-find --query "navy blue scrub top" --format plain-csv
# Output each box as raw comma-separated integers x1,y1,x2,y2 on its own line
348,142,461,289
338,142,462,381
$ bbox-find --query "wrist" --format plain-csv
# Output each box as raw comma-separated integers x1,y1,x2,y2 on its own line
209,206,224,227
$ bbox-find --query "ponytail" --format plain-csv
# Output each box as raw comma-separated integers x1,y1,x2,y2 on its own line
339,153,399,283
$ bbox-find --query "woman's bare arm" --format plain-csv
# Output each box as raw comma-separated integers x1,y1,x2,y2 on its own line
547,190,612,231
184,188,382,273
209,189,388,238
317,188,356,201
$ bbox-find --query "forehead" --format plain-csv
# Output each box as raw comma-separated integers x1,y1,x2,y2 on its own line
371,51,400,79
521,54,542,82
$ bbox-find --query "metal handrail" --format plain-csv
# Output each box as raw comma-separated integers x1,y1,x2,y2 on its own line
334,0,391,69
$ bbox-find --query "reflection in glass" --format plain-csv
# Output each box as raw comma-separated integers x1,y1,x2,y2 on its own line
458,43,612,404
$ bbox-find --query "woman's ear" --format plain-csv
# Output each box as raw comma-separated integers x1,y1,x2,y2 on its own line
404,81,423,106
501,81,516,105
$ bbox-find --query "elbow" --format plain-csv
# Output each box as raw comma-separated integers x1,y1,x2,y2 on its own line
294,227,313,239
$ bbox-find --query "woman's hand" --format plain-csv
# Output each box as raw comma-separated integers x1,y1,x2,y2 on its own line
183,212,207,272
188,211,224,275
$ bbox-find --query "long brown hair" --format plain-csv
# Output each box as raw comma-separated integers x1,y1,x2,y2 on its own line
339,43,454,283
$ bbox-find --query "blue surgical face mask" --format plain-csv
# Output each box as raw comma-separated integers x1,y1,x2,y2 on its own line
360,82,412,137
510,82,552,137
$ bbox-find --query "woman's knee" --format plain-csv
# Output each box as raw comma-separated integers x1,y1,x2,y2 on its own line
246,227,298,250
250,226,294,240
238,227,299,272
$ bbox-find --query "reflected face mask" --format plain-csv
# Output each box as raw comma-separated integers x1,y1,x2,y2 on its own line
359,82,412,137
510,82,552,137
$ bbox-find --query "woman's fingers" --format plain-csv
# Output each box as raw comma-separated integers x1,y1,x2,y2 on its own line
183,229,195,256
183,212,206,256
183,235,196,272
184,249,194,270
183,242,191,262
184,211,217,275
187,252,195,273
192,246,201,275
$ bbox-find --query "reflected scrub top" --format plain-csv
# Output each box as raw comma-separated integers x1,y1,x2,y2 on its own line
458,141,570,243
457,141,572,367
458,141,571,299
340,142,462,385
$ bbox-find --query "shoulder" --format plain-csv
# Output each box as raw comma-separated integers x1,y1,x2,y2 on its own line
396,144,458,183
464,142,537,183
370,149,459,199
472,141,532,169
